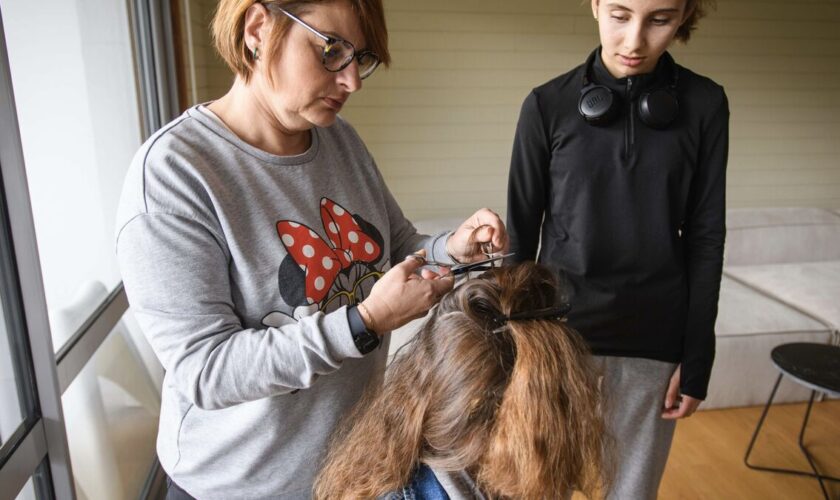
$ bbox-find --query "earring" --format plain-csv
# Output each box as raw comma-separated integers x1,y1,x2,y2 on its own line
252,46,260,61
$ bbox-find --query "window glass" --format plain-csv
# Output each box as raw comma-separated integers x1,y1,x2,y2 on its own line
14,477,36,500
13,459,52,500
0,0,143,350
0,292,23,446
61,307,162,499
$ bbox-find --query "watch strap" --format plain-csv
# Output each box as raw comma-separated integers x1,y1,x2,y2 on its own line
347,305,380,354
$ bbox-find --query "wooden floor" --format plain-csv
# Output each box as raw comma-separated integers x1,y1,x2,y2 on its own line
571,400,840,499
660,399,840,499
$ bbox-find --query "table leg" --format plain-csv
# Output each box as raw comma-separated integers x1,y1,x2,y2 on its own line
744,373,840,500
744,373,783,468
799,391,831,499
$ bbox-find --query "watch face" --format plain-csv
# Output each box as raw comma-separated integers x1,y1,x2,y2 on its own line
355,330,380,354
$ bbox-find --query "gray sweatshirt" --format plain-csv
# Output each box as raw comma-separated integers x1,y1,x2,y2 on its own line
116,106,452,499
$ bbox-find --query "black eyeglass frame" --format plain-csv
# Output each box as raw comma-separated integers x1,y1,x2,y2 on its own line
262,3,381,79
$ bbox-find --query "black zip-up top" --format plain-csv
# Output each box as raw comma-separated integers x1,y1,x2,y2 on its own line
507,48,729,399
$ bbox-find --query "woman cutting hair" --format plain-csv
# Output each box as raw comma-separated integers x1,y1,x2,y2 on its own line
315,263,607,499
116,1,506,498
506,0,728,497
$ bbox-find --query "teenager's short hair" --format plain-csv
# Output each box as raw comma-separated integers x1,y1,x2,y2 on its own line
677,0,716,42
212,0,390,82
315,263,608,499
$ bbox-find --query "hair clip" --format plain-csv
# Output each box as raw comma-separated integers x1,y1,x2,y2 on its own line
490,303,572,331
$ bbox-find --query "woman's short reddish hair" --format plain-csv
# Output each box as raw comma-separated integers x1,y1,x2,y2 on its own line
212,0,390,81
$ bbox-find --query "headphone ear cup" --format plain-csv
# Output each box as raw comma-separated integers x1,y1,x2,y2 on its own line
579,85,619,126
638,89,678,129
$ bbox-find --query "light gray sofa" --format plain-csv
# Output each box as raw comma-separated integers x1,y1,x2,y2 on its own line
704,207,840,409
390,208,840,410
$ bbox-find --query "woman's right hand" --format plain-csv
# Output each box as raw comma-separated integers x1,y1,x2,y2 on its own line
359,252,454,334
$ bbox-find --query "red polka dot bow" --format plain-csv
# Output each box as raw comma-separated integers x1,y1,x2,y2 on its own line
276,198,382,305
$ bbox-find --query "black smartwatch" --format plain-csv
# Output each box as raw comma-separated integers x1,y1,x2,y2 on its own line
347,305,380,354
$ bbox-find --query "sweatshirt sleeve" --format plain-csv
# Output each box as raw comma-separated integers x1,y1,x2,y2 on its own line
507,91,552,263
681,90,730,400
116,212,364,411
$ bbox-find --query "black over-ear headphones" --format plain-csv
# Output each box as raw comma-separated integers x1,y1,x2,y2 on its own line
578,49,680,129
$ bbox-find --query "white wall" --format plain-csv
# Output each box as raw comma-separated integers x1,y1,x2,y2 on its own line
1,3,157,497
2,0,142,336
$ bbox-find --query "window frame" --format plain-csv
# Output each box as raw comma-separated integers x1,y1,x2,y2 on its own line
0,0,180,497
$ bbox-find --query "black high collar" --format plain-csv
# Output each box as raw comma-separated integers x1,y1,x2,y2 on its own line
590,46,675,98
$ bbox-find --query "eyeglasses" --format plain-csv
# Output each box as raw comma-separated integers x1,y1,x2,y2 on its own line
263,3,381,80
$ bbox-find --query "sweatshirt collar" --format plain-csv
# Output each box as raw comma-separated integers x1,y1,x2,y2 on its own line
187,104,321,166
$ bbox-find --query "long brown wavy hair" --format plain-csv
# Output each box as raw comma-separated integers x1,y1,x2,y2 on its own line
314,262,607,499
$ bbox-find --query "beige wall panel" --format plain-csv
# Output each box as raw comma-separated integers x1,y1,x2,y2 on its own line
179,0,840,219
380,158,515,177
731,156,838,172
343,0,840,220
732,107,835,123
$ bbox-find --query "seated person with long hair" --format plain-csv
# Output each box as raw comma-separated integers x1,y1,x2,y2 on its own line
315,262,607,499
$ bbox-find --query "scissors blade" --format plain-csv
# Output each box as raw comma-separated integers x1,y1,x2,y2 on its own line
451,253,514,275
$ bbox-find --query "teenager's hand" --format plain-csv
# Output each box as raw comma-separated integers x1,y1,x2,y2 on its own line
661,364,702,419
359,252,453,334
446,208,508,263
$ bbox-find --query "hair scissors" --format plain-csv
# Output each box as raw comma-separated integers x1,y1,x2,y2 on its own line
411,253,514,276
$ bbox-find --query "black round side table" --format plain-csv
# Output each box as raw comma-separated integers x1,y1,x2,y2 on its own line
744,342,840,499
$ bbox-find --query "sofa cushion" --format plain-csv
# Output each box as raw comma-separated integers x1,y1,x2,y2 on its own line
727,207,840,227
705,276,833,409
725,261,840,333
715,276,829,338
725,207,840,266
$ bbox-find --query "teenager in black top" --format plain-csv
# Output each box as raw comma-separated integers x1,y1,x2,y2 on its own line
506,0,727,497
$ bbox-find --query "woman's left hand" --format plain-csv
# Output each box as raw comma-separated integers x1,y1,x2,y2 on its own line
446,208,508,263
